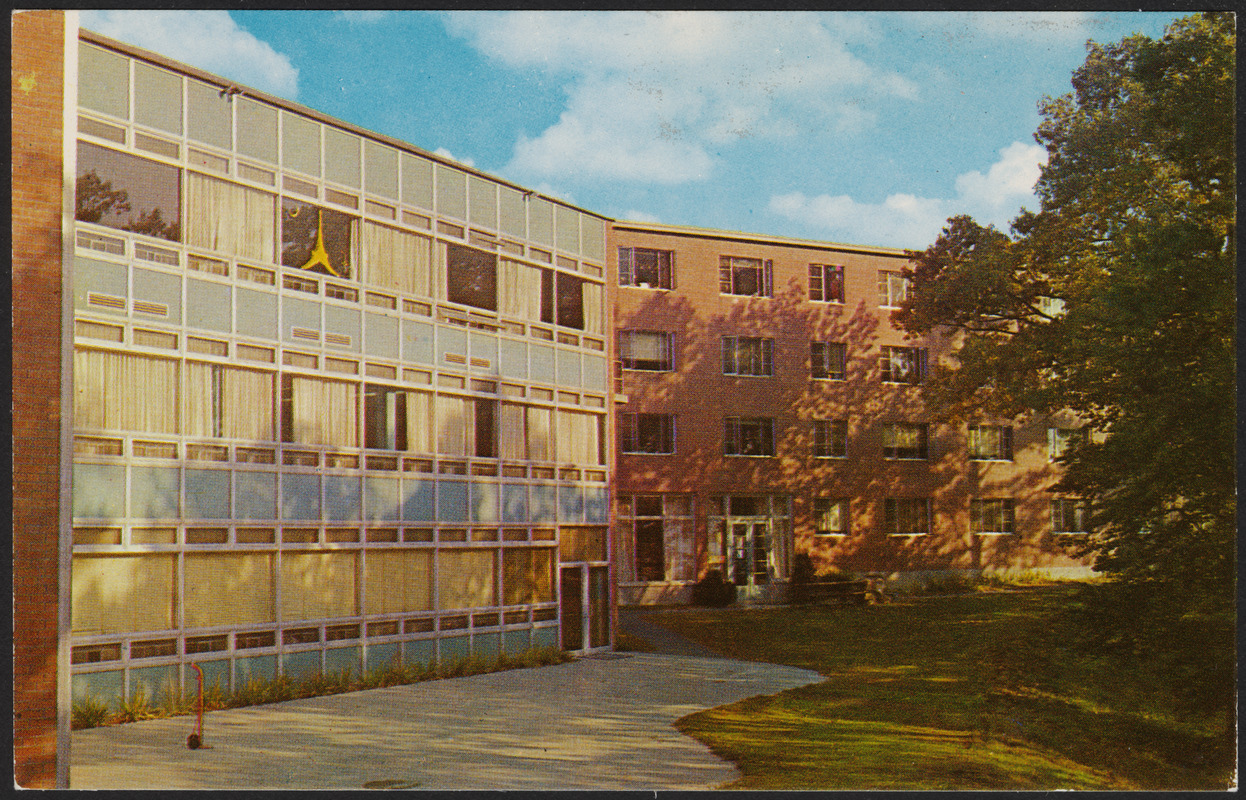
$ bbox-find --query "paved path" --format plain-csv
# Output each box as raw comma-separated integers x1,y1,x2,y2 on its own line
71,653,821,790
618,607,722,657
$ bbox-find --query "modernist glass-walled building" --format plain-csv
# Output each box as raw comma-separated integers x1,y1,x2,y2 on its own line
68,29,615,705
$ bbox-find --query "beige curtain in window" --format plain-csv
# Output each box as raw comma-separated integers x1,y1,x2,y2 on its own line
364,221,431,297
526,406,553,462
185,363,275,441
71,554,175,635
498,259,543,321
498,402,527,461
581,281,604,336
185,173,276,263
438,549,496,610
290,376,358,447
183,553,274,627
435,394,473,456
75,348,179,434
280,551,358,620
556,409,601,465
226,367,275,441
364,550,433,614
405,390,435,454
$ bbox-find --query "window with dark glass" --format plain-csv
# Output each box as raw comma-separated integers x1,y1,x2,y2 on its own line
724,416,775,456
364,384,408,451
76,141,181,241
620,413,674,454
814,419,848,458
968,425,1013,461
722,336,774,376
444,243,497,311
809,264,844,302
811,341,847,380
880,345,927,384
971,499,1016,534
885,498,931,535
618,330,673,371
883,423,929,460
719,256,772,297
619,247,674,289
634,519,665,581
282,197,355,279
475,398,497,458
556,271,584,329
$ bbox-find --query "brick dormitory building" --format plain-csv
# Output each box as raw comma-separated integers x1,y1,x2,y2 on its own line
12,11,1092,786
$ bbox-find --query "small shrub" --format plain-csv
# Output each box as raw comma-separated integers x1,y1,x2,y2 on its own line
691,569,736,607
71,696,111,730
114,689,157,724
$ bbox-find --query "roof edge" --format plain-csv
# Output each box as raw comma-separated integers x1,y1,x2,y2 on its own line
77,28,611,222
610,220,914,258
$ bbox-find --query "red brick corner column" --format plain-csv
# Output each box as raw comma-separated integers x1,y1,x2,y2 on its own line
11,9,74,789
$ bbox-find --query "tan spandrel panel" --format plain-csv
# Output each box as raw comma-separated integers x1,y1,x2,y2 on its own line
280,551,358,621
184,553,274,627
71,554,176,635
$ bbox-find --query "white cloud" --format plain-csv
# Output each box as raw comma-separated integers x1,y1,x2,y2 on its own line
444,11,916,185
906,11,1096,44
768,142,1046,248
433,147,476,168
622,210,663,224
80,11,298,98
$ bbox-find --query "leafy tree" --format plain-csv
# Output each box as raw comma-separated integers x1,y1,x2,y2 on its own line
75,170,130,224
895,14,1235,725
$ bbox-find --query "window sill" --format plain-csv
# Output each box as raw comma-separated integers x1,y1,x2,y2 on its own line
969,458,1014,463
814,532,848,537
620,451,675,456
724,453,776,458
620,285,672,292
972,531,1015,536
887,532,928,537
811,376,847,382
722,373,775,379
814,455,848,460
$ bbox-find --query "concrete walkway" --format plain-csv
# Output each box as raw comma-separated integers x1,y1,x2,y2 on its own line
71,653,821,790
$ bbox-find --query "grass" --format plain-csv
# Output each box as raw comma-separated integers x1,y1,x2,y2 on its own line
642,586,1235,791
73,645,573,730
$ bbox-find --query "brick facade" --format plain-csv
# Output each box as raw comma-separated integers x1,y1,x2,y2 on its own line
12,9,70,788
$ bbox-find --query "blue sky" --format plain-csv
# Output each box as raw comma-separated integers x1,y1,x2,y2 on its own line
80,10,1184,250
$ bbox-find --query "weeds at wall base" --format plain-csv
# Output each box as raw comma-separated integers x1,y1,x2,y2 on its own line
71,646,573,730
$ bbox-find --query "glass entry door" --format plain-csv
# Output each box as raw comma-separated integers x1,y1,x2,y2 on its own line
730,521,771,594
561,564,611,651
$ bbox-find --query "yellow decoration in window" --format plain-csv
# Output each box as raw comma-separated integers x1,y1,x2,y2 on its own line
299,209,340,277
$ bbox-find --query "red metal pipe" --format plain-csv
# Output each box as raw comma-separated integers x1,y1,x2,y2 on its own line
188,663,204,749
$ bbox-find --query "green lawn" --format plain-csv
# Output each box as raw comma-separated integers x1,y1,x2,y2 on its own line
640,587,1234,790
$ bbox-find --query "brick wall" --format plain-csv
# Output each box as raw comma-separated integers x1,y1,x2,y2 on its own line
11,9,68,789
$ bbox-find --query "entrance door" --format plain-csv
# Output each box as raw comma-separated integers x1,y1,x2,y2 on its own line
560,566,583,651
561,564,611,651
730,522,771,595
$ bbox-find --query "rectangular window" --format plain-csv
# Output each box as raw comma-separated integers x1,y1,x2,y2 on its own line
809,264,845,303
475,397,497,458
446,243,497,311
618,247,674,289
280,374,359,447
814,498,849,535
364,385,408,451
968,425,1013,461
1052,499,1087,533
618,330,673,371
76,142,182,241
719,256,772,297
281,198,355,279
880,345,927,384
811,341,847,380
971,499,1016,534
724,417,775,457
722,336,774,377
620,413,675,454
1048,427,1086,460
883,423,929,460
633,519,665,581
184,363,275,441
554,272,602,334
74,349,179,434
878,270,909,307
813,420,848,458
884,498,931,535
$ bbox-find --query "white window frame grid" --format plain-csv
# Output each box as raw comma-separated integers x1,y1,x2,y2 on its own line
811,341,847,380
884,497,931,536
813,419,848,459
619,412,676,455
1051,498,1087,534
967,425,1014,461
719,256,773,297
808,263,844,303
724,416,776,457
882,423,929,461
813,497,850,536
878,270,909,308
618,246,674,289
970,498,1016,534
880,345,927,385
618,330,674,371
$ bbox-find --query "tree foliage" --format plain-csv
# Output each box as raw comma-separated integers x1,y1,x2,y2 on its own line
895,13,1235,720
